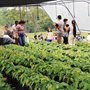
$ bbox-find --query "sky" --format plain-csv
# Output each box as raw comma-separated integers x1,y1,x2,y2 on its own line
43,2,90,31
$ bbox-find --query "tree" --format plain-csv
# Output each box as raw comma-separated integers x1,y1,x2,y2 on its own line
0,6,54,33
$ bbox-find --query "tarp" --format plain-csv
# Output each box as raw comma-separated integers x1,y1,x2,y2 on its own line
0,0,54,7
0,0,88,7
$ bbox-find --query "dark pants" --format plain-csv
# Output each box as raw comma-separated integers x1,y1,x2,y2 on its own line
63,37,68,44
0,37,14,45
15,38,19,45
18,33,25,46
47,39,52,42
0,38,3,45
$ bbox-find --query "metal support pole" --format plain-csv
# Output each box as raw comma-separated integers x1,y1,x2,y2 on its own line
60,0,80,33
73,0,75,18
88,3,90,16
55,0,57,17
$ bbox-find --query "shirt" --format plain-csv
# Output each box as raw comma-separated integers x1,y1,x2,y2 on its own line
12,24,17,31
16,24,25,34
47,32,53,40
55,20,63,30
4,30,12,38
55,20,63,33
12,24,18,38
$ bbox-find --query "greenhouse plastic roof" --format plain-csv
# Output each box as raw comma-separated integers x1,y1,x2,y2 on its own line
0,0,90,7
0,0,53,7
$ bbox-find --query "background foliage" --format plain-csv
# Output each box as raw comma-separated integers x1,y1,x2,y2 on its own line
0,6,54,33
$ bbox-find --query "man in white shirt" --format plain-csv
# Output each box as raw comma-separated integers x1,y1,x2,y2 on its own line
54,15,63,44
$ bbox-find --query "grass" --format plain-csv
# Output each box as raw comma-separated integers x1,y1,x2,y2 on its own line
27,31,88,40
0,25,88,40
81,32,88,37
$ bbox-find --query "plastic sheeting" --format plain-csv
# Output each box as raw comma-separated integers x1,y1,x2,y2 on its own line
0,0,54,7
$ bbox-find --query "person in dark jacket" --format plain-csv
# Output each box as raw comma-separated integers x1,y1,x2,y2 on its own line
72,20,76,38
4,25,12,38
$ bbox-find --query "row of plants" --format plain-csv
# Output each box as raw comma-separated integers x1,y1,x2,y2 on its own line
2,41,90,73
0,46,71,89
0,41,90,89
0,73,12,90
0,60,70,90
1,54,90,90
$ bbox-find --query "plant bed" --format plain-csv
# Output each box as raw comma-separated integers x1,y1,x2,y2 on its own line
2,71,29,90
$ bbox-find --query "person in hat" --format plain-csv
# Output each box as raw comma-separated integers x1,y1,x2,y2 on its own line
16,20,27,46
4,25,12,38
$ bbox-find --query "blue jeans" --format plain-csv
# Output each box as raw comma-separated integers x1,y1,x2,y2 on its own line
18,33,25,46
47,39,52,42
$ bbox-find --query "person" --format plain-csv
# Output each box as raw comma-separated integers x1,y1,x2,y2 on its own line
69,20,77,45
63,18,68,30
34,34,38,40
0,37,15,45
72,20,77,38
52,33,57,41
55,23,63,44
38,34,44,40
4,25,12,38
46,28,53,42
0,33,15,45
12,21,19,44
76,33,83,41
54,15,63,44
38,35,41,40
40,34,44,40
63,24,70,44
55,15,63,28
87,32,90,42
16,20,26,46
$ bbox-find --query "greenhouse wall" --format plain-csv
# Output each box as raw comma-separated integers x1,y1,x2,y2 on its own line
43,2,90,31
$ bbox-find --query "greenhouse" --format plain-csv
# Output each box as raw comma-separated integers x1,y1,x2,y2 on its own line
0,0,90,90
0,0,90,30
